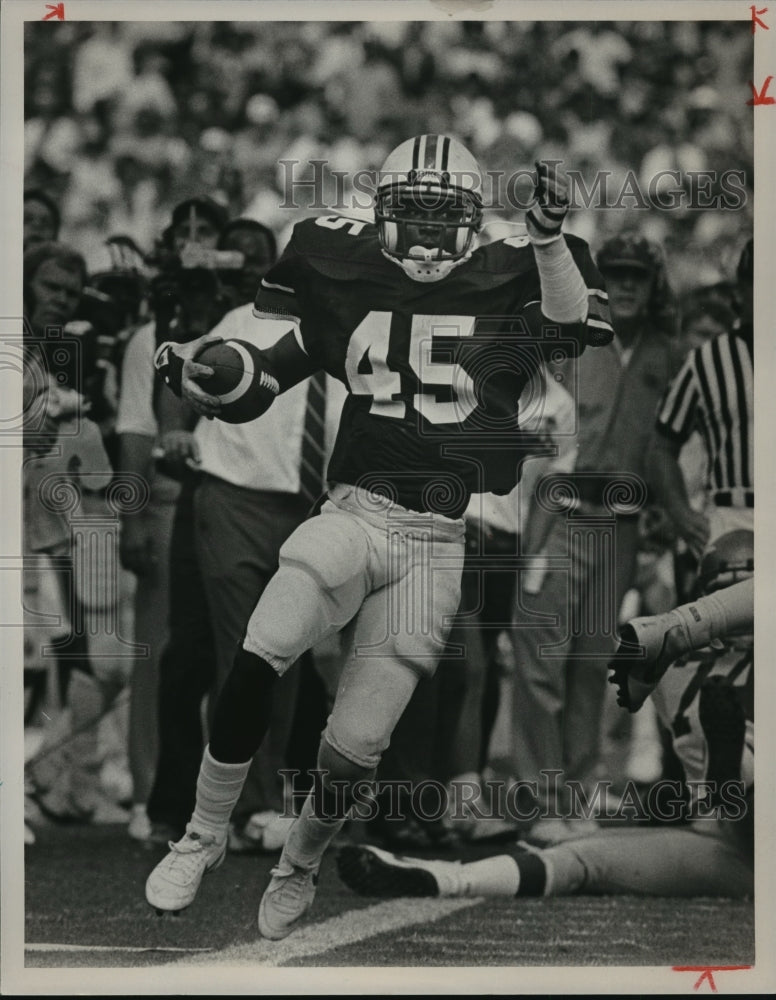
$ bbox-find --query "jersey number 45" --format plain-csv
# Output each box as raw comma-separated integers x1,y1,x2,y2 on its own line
344,311,478,424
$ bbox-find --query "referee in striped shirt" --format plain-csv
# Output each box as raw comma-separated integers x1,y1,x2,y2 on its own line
648,239,753,558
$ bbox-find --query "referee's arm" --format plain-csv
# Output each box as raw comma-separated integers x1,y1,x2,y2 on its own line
646,431,710,560
647,348,711,559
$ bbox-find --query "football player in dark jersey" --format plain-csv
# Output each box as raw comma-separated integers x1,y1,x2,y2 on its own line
146,134,614,939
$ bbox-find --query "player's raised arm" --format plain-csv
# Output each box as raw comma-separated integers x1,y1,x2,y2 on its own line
524,160,613,352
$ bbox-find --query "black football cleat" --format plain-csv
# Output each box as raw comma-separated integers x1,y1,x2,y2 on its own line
336,844,467,898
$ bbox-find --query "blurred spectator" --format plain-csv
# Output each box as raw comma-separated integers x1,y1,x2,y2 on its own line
147,195,228,347
184,128,244,218
679,295,736,353
71,22,134,115
24,58,81,190
168,195,228,252
23,241,86,342
59,115,123,261
509,233,683,843
24,189,61,250
216,218,277,308
22,20,753,290
115,317,180,841
88,235,150,337
115,196,229,841
232,93,284,191
23,241,124,450
114,44,178,134
23,276,126,828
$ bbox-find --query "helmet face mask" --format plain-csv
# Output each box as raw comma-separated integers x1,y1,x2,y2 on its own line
376,183,482,260
375,135,484,282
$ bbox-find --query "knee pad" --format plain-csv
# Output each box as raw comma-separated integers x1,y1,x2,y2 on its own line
317,731,377,785
311,738,376,822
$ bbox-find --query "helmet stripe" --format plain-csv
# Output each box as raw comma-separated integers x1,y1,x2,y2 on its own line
440,135,450,172
412,135,421,170
424,133,438,170
417,134,427,170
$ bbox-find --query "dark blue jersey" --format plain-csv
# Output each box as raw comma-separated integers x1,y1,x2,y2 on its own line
253,215,612,515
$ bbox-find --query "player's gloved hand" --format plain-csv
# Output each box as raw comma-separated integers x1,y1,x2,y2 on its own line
525,161,570,245
154,333,224,418
608,611,689,712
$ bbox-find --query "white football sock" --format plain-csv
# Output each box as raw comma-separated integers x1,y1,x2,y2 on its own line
457,855,521,897
188,745,251,843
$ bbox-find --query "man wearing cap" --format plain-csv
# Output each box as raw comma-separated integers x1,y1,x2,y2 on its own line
168,196,229,253
510,232,683,843
149,196,229,349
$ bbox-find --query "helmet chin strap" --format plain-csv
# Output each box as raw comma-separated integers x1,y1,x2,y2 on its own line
381,237,479,283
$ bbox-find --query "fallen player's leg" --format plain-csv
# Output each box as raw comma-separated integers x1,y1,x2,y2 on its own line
337,818,753,900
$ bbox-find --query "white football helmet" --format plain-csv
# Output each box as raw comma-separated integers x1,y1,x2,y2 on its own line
375,134,484,282
697,529,753,650
697,530,754,596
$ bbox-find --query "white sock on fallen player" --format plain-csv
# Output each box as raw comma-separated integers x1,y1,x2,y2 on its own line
455,855,521,897
188,745,252,844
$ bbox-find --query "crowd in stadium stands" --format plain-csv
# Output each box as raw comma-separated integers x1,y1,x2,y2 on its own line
22,20,753,850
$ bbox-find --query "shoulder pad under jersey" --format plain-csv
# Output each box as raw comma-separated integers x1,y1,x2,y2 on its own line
289,215,388,281
472,231,593,277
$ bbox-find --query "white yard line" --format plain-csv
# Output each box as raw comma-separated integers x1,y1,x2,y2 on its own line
25,944,214,953
162,897,483,968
